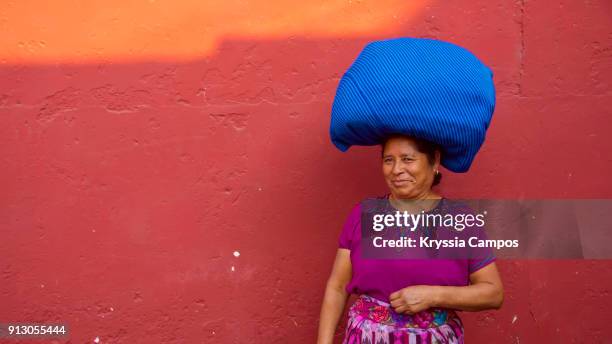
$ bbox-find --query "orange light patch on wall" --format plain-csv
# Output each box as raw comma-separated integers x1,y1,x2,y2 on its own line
0,0,428,64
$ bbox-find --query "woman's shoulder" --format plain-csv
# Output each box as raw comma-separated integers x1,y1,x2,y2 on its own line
360,193,391,202
437,198,479,215
347,193,390,207
353,193,392,214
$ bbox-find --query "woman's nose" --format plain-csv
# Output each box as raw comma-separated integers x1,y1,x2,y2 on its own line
392,162,404,174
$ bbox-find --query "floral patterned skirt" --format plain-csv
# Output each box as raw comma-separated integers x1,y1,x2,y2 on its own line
342,294,464,344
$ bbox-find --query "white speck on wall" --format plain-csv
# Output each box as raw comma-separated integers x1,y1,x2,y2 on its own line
92,228,96,233
231,266,235,272
94,336,100,343
40,284,44,288
212,330,216,335
110,307,114,311
257,187,262,191
233,251,240,257
512,315,518,324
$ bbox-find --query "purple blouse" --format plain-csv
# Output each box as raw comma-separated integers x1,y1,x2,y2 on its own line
338,195,496,303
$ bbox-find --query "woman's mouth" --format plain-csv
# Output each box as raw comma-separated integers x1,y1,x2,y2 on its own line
391,179,414,187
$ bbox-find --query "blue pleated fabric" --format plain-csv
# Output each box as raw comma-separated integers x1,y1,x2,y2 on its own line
329,38,496,173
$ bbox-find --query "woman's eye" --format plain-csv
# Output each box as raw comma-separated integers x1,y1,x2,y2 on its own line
402,157,413,162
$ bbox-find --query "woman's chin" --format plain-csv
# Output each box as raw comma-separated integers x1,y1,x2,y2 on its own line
389,187,416,199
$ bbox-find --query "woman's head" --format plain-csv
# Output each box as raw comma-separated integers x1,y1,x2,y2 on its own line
381,134,442,200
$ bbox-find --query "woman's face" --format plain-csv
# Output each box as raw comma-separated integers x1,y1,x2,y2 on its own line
382,136,439,200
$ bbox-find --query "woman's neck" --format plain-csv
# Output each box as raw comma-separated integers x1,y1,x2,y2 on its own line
389,190,441,201
388,190,442,213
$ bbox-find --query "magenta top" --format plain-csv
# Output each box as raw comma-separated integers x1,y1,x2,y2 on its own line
338,195,496,303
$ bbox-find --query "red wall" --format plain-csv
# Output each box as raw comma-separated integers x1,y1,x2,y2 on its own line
1,1,611,343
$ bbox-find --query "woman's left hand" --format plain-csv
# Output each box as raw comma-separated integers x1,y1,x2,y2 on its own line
389,285,439,314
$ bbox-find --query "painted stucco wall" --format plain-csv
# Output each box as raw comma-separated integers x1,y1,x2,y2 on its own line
1,1,611,343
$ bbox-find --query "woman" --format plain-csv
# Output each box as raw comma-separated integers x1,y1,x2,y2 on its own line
317,134,503,343
320,37,501,343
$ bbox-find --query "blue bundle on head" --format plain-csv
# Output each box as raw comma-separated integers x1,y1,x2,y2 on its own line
329,37,496,173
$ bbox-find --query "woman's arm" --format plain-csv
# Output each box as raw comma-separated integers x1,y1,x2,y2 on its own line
389,262,503,314
317,248,352,344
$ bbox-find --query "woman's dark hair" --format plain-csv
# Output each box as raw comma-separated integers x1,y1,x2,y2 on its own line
381,134,443,186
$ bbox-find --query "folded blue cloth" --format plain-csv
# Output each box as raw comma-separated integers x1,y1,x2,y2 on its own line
329,38,496,173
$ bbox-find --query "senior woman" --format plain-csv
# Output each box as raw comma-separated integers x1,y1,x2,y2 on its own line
317,38,504,343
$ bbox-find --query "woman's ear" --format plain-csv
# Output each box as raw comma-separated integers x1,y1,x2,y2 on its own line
434,150,441,170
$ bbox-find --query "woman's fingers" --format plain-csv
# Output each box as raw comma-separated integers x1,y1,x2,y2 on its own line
393,305,407,313
394,305,415,314
389,291,401,300
389,299,403,308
